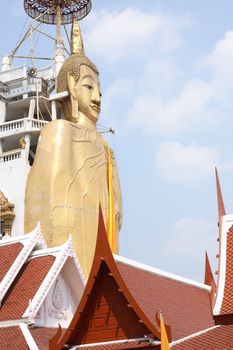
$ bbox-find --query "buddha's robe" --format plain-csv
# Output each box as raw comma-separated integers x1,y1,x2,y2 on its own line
25,119,122,277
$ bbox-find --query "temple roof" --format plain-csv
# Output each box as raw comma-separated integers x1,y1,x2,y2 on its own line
213,210,233,314
115,255,214,341
0,227,84,331
30,328,60,350
0,326,30,349
49,209,162,350
219,225,233,315
212,170,233,316
0,242,23,283
3,181,233,349
50,207,227,350
0,226,46,305
214,224,233,315
171,324,233,349
0,255,55,321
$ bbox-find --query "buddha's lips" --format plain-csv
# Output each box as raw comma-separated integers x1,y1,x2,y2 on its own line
91,104,101,113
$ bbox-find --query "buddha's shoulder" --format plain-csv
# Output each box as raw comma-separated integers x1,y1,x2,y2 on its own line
41,120,104,143
41,119,74,136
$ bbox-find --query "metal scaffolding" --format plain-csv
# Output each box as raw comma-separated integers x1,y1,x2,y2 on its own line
24,0,92,24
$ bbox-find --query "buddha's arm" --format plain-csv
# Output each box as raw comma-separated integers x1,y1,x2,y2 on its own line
25,120,73,234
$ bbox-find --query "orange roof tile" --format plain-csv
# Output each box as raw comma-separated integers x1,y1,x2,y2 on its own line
0,242,23,283
116,260,214,341
0,326,29,350
31,327,61,350
171,324,233,349
0,255,55,320
220,226,233,314
49,208,161,350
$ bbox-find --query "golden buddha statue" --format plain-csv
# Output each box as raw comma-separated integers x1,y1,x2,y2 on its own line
24,21,122,277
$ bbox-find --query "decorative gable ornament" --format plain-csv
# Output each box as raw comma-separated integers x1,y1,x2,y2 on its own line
24,235,85,326
0,191,15,236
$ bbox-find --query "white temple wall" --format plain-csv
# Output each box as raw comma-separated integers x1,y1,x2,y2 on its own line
0,150,30,236
0,101,6,124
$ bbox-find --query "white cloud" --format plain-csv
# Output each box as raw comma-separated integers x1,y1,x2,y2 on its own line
139,57,180,93
102,77,135,112
155,141,219,183
100,77,135,128
160,218,217,281
204,31,233,81
202,31,233,105
128,78,224,135
85,8,190,62
128,30,233,135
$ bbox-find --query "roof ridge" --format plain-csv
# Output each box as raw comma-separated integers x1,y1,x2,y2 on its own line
0,228,42,246
29,245,65,258
171,325,220,347
19,323,39,350
114,255,210,291
73,337,160,348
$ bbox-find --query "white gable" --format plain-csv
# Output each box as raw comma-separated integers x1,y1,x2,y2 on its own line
34,255,85,328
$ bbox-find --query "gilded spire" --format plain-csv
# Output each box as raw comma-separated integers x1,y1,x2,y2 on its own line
71,19,85,55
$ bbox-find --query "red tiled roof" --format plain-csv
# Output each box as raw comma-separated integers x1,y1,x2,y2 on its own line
0,255,55,320
0,242,23,283
220,226,233,314
116,260,215,341
50,210,161,350
31,327,61,350
0,326,29,350
171,324,233,349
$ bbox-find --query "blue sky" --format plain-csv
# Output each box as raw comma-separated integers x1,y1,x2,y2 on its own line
3,0,233,281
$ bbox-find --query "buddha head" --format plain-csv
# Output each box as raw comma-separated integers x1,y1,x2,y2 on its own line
57,21,101,126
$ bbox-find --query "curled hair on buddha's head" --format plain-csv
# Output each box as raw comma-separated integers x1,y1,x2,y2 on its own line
57,54,99,93
57,19,99,94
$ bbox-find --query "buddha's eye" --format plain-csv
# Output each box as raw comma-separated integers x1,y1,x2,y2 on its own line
83,84,93,90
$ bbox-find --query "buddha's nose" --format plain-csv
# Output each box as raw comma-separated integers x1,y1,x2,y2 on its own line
91,87,101,106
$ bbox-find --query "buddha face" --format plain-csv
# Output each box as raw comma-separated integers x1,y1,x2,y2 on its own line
73,64,101,124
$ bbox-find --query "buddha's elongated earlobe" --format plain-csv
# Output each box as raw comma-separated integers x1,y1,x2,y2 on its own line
71,96,79,122
67,72,76,98
67,72,79,122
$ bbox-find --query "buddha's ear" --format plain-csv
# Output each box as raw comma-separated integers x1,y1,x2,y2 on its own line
67,72,76,98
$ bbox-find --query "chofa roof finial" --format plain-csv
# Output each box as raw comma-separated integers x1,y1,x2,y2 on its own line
215,166,226,221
